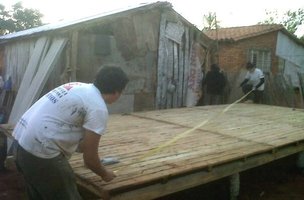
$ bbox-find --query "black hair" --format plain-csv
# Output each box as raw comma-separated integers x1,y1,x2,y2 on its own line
93,66,129,94
246,62,255,69
211,63,220,71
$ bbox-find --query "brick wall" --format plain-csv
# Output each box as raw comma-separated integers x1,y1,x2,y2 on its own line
210,31,290,105
217,31,279,74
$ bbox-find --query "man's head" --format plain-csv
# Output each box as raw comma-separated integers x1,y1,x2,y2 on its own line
94,66,129,103
246,62,255,72
211,63,220,71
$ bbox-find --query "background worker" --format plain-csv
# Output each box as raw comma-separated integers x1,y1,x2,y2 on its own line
202,63,226,105
13,66,129,199
240,62,265,103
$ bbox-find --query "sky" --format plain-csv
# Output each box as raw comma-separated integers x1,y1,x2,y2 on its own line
1,0,304,34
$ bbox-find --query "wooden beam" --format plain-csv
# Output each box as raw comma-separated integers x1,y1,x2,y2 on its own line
9,37,49,124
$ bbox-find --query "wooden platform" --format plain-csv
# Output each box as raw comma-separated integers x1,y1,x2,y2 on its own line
69,103,304,199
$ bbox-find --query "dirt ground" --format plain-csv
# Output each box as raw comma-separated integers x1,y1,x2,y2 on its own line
1,155,304,200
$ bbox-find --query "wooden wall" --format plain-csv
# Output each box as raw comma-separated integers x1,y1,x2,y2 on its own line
76,10,161,113
0,7,213,116
3,40,34,90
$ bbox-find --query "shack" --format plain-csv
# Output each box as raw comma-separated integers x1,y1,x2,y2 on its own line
0,1,212,125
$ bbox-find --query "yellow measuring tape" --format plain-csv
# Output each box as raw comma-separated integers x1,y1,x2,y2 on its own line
115,90,253,174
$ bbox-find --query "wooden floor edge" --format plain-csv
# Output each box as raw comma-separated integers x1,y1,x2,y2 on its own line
107,141,304,200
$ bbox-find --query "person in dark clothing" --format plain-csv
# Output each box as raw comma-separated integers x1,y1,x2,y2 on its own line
202,64,226,105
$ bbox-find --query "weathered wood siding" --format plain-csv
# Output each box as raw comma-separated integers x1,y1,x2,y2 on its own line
156,11,209,109
3,40,34,89
7,37,67,124
76,10,162,113
0,3,213,116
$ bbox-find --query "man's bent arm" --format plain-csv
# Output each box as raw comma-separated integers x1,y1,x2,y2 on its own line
81,129,116,182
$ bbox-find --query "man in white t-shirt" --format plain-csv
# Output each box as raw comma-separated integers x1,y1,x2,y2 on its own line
13,66,129,199
240,62,265,103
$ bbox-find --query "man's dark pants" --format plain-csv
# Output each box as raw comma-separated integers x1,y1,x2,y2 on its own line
14,142,82,200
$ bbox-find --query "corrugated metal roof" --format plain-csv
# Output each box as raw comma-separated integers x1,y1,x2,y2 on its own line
204,24,284,42
0,1,171,41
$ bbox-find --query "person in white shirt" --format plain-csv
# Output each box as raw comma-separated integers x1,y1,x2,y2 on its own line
240,62,265,103
13,66,129,199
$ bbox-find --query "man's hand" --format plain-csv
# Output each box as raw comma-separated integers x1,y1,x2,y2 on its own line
82,129,117,182
101,168,116,182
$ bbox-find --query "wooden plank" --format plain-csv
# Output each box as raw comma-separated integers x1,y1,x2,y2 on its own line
100,142,269,188
166,40,174,108
165,22,184,44
177,39,184,107
182,27,189,106
297,72,304,108
70,32,78,81
15,38,67,118
172,43,179,107
156,12,167,109
9,37,49,124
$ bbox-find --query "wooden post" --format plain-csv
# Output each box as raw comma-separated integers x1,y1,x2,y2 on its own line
296,151,304,173
229,173,240,200
297,73,304,108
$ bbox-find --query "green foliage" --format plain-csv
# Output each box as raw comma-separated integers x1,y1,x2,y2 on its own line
259,8,304,41
202,12,220,31
0,2,43,35
282,9,304,35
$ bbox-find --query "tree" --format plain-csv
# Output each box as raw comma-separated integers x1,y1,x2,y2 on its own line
0,2,43,35
282,9,304,36
202,12,220,31
259,8,304,41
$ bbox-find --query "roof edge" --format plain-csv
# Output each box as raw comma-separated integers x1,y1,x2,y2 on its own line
0,1,172,42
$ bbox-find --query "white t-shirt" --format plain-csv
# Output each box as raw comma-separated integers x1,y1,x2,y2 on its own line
13,82,108,158
245,68,265,91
